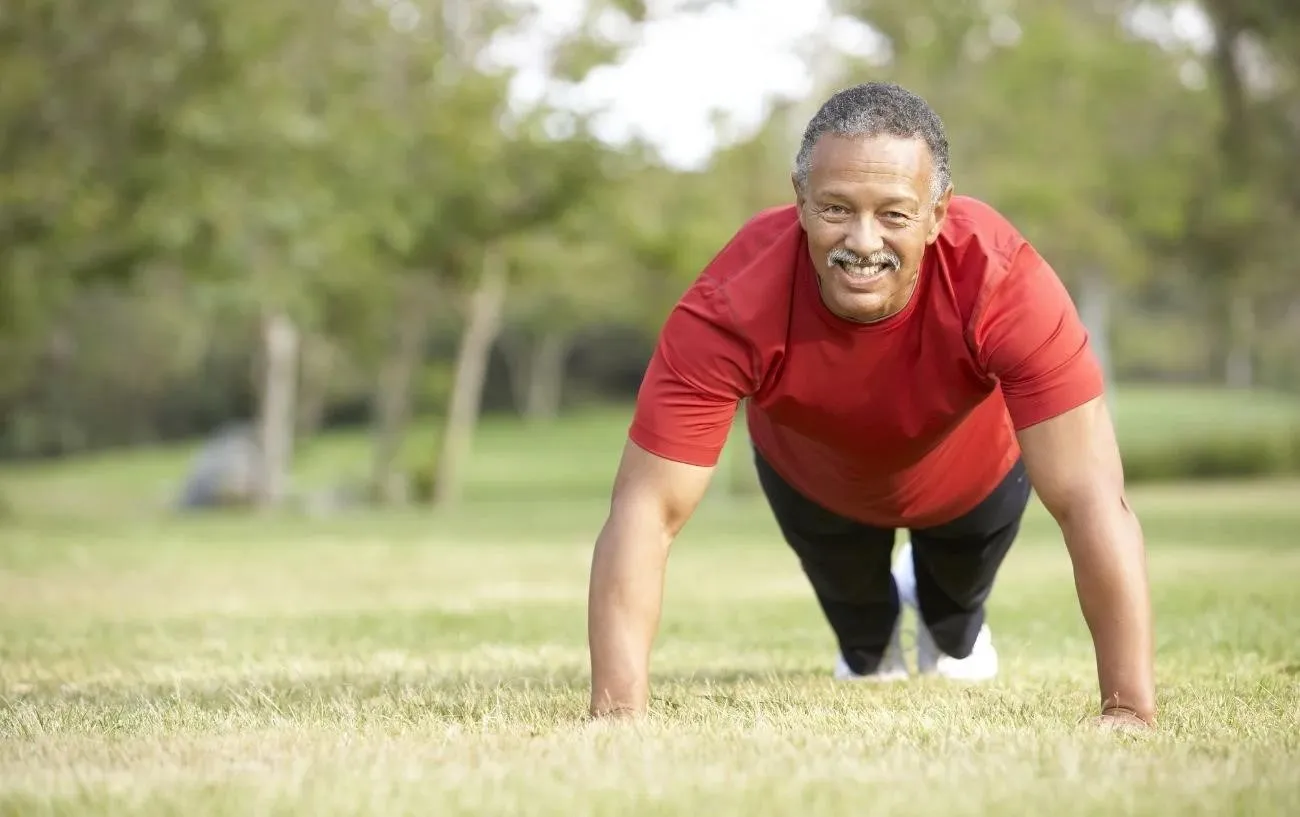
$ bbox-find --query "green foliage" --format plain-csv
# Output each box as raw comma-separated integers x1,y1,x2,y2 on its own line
419,362,457,414
1121,427,1300,482
2,0,1300,464
1113,386,1300,482
856,1,1217,286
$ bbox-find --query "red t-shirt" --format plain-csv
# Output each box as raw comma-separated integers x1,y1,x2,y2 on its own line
628,195,1104,529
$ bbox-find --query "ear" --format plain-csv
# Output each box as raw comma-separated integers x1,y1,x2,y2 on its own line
792,172,808,229
925,184,954,245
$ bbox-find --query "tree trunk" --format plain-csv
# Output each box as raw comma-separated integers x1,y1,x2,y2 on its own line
502,331,534,417
1206,8,1257,393
295,333,333,439
370,277,438,505
524,329,568,422
501,328,567,422
1077,268,1115,417
431,250,509,507
1078,270,1113,384
257,311,299,508
1224,292,1255,389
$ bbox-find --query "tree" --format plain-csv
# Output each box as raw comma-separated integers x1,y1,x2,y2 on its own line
327,0,650,506
831,0,1218,390
1183,0,1300,387
0,0,225,414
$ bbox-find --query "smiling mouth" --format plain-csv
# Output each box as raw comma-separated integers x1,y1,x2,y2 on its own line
834,261,892,285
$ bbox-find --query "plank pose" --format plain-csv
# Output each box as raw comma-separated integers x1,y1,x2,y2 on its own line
586,82,1156,730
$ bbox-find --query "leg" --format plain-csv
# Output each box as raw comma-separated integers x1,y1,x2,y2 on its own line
753,447,900,676
908,458,1031,659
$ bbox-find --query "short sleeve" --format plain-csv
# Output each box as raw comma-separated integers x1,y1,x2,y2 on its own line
971,242,1105,430
628,279,757,467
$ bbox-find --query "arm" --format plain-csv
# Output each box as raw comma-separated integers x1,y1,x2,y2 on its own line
970,236,1155,727
586,276,755,718
587,440,715,718
1016,396,1157,727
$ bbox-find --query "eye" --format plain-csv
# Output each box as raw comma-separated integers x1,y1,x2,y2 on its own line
881,211,911,225
823,204,850,216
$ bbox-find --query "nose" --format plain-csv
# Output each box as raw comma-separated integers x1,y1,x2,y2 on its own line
842,214,885,257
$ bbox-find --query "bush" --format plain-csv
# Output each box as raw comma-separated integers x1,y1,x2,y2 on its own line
1121,425,1300,483
718,416,1300,491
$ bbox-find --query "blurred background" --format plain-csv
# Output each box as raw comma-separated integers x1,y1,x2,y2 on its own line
1,0,1298,521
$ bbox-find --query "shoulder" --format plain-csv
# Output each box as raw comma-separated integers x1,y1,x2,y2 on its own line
935,195,1030,282
699,205,803,289
678,204,803,324
932,195,1055,320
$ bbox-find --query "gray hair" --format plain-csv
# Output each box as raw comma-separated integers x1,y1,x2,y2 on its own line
793,82,951,206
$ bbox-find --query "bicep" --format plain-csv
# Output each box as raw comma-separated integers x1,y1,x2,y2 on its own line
1016,396,1126,522
609,439,715,537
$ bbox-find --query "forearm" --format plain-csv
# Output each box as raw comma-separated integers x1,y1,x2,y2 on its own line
587,506,673,717
1060,499,1156,721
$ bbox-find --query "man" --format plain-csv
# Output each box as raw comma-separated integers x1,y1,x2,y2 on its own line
586,82,1156,730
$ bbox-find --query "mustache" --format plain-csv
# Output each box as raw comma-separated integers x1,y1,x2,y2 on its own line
828,247,901,271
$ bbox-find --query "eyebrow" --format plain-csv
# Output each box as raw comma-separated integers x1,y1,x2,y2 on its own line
877,195,921,208
819,189,921,209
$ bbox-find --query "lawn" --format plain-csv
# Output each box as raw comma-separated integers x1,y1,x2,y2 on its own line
1,387,1299,815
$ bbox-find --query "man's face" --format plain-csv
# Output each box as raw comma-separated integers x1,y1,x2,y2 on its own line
794,133,952,324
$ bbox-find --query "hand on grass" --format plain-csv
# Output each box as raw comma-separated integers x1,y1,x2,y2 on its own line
1093,706,1155,733
587,704,643,722
579,705,645,738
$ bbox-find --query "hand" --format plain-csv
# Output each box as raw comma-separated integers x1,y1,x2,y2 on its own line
1092,706,1155,733
1016,400,1158,735
579,705,646,738
588,704,643,721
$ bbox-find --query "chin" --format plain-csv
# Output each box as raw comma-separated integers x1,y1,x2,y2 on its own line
827,290,893,323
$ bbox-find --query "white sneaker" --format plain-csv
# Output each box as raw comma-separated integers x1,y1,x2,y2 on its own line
833,620,909,682
917,620,998,680
892,541,999,682
893,540,918,609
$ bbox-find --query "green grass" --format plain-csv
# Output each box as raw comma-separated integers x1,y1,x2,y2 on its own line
1,485,1298,815
1,386,1299,815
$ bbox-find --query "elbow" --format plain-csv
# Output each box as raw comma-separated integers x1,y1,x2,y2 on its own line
657,495,694,539
607,488,688,546
1040,482,1134,530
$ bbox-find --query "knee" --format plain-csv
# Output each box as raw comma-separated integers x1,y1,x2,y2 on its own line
917,575,991,613
803,559,889,604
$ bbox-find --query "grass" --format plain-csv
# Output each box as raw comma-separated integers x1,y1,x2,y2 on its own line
2,485,1299,815
1,385,1299,814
